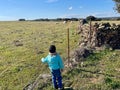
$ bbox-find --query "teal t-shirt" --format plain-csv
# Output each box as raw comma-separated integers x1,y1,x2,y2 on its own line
41,53,64,71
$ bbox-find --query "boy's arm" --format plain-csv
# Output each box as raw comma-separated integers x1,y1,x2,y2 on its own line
41,56,48,63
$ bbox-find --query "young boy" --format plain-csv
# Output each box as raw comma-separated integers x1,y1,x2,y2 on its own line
41,45,64,90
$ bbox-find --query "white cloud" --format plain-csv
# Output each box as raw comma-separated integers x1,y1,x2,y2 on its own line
46,0,58,3
68,6,73,10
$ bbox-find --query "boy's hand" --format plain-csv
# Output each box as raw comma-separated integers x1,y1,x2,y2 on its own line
41,58,44,62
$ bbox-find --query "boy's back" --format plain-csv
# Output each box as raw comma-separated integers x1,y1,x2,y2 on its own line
41,53,64,71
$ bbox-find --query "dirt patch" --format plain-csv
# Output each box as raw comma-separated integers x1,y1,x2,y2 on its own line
90,75,104,84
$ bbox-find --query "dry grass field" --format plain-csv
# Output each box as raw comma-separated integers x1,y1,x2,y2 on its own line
0,21,79,90
0,21,120,90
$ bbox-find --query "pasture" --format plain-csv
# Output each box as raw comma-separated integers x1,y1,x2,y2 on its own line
0,21,79,90
0,21,120,90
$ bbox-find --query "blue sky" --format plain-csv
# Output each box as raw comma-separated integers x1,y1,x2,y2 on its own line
0,0,120,21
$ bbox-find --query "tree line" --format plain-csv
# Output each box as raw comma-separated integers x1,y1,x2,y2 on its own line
18,16,120,21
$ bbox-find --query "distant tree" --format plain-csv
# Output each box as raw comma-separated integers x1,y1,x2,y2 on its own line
113,0,120,13
62,18,71,21
86,16,97,21
116,17,120,20
44,18,49,21
96,18,102,21
34,18,50,21
56,18,62,21
19,19,26,21
71,18,78,21
34,19,41,21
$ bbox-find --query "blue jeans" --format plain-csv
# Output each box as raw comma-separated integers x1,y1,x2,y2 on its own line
51,69,62,88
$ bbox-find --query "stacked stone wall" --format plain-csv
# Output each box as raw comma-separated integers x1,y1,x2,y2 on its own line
78,22,120,49
69,22,120,67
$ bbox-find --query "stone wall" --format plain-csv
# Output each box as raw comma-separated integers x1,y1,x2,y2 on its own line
94,22,120,49
78,22,120,49
68,22,120,67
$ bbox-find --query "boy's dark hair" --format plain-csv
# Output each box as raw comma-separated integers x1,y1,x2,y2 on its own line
49,45,56,53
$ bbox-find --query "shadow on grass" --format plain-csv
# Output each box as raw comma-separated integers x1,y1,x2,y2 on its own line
79,68,115,77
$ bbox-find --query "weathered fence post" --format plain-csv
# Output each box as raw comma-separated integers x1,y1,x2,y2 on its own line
67,28,70,66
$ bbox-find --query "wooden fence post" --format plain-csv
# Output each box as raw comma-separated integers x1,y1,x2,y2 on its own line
67,28,70,66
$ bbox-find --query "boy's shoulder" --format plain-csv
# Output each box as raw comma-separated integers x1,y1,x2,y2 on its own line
56,53,60,56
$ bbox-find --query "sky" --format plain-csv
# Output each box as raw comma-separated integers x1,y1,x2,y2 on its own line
0,0,120,21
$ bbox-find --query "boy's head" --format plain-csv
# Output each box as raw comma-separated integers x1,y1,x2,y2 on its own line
49,45,56,53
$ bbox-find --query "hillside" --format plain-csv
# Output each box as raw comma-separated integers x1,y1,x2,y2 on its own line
0,21,120,90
